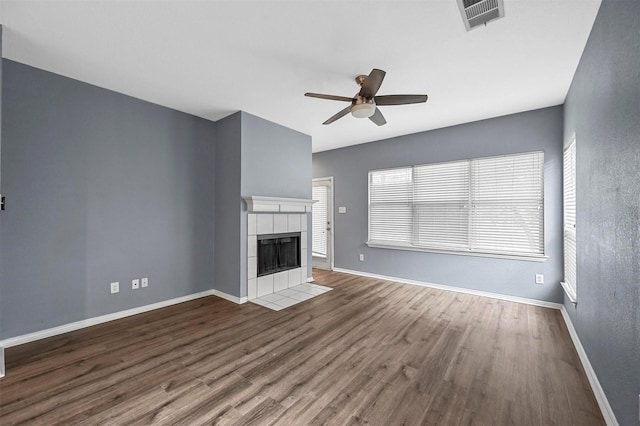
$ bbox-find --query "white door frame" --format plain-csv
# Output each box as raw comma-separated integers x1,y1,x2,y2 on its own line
312,177,334,270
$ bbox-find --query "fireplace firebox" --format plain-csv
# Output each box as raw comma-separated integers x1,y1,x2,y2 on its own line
257,232,301,277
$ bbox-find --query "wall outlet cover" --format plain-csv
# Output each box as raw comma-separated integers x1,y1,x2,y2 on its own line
141,277,148,288
359,253,364,261
338,206,347,214
132,279,140,289
110,282,119,294
535,274,544,284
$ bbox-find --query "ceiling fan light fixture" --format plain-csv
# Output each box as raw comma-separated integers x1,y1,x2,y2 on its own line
305,68,428,126
351,102,376,118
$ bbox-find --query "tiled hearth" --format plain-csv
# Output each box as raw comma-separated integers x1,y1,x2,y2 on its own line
250,282,332,311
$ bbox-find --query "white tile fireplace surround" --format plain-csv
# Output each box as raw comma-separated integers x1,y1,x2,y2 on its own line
247,212,308,299
244,196,315,301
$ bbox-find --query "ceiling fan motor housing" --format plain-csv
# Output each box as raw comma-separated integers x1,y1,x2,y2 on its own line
351,96,376,118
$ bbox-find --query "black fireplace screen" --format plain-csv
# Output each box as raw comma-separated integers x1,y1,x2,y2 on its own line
257,232,301,277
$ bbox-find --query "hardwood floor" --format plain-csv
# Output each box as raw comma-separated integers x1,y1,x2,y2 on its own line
0,270,604,425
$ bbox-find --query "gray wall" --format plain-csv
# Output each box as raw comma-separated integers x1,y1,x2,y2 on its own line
0,60,314,337
0,25,3,188
240,111,312,200
0,60,216,339
213,111,312,299
563,1,639,424
0,27,4,344
313,106,564,302
214,112,242,297
240,111,313,283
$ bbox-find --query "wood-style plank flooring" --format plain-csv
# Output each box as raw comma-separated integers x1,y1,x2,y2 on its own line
0,270,604,425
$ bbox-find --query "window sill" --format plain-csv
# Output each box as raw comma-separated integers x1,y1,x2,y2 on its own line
366,241,548,262
560,281,577,306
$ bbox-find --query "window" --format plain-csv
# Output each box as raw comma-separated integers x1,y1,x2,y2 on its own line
368,151,545,259
562,139,577,302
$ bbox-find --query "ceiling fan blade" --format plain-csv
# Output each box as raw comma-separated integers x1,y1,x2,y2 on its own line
305,93,354,102
359,68,386,99
369,108,387,126
323,105,353,125
374,94,428,105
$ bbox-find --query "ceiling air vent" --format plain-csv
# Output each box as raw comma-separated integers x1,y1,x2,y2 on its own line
457,0,505,31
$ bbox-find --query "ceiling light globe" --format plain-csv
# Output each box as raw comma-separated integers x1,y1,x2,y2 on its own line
351,103,376,118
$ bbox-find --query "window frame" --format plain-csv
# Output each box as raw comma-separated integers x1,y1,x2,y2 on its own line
367,151,546,262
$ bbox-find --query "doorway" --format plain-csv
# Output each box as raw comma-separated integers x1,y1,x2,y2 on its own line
312,177,333,270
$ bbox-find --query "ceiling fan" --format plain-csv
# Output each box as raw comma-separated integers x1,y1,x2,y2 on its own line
305,68,428,126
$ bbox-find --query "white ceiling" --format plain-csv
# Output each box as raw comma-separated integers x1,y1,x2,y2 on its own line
0,0,601,152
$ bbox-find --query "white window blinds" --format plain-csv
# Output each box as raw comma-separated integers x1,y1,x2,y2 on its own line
471,153,544,255
368,151,545,258
369,167,413,245
312,185,328,256
414,161,469,250
563,140,577,296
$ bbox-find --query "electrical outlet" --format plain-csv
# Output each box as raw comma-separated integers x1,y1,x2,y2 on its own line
359,253,364,262
535,274,544,285
141,277,148,288
132,279,140,289
110,282,119,294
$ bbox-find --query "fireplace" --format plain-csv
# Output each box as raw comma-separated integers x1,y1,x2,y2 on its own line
245,200,313,300
257,232,301,277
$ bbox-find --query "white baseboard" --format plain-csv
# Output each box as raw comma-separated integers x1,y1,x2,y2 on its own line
211,289,247,304
560,306,618,426
0,288,243,350
332,268,563,310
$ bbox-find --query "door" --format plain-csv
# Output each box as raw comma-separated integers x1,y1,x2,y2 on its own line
312,177,333,270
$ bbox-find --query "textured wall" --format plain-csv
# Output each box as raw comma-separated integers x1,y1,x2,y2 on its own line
1,60,216,339
214,112,243,297
314,106,564,302
240,112,312,200
0,27,4,346
563,1,640,424
240,111,313,282
0,25,3,188
214,112,312,298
